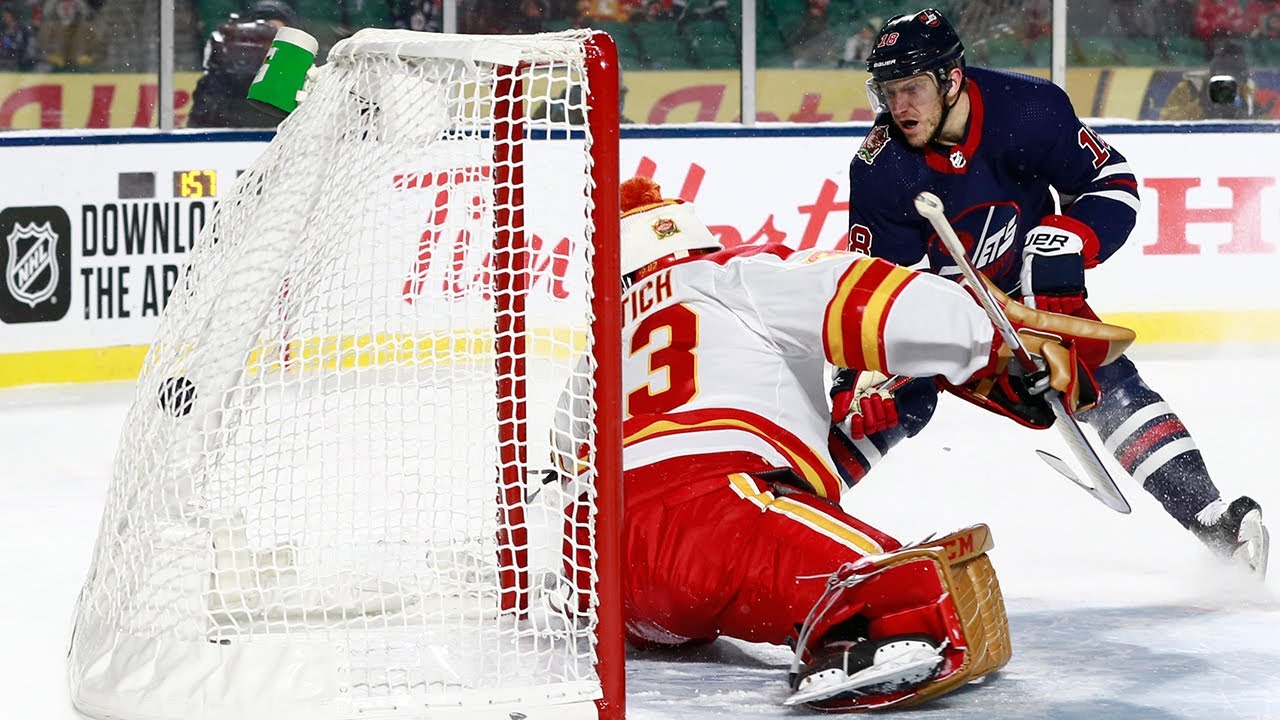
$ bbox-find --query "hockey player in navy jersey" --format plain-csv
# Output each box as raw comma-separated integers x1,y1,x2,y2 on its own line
832,8,1269,576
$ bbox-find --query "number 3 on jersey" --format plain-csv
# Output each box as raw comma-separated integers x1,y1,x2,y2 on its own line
627,303,699,417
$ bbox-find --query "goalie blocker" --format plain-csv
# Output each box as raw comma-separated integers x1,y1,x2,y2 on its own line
786,524,1011,711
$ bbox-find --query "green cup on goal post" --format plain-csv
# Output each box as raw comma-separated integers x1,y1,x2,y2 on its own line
247,27,319,117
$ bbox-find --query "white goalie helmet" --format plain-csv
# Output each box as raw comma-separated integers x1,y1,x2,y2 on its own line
620,177,722,278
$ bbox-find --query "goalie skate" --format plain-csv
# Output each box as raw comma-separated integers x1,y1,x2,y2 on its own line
1192,496,1270,578
784,635,944,708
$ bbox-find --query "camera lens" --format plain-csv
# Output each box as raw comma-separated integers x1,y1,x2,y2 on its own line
1208,76,1238,104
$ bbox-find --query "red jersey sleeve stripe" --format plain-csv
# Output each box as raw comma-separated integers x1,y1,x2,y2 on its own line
825,259,915,372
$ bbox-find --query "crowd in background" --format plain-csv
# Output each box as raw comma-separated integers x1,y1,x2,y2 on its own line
0,0,1275,128
1,0,1279,75
0,0,106,71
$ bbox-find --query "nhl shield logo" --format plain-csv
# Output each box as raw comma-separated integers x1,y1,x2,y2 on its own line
0,206,71,324
6,221,59,308
949,148,967,169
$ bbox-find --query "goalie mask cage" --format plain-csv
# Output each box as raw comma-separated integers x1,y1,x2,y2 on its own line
68,29,623,720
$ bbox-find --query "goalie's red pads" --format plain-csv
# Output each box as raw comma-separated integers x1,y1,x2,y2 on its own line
789,525,1011,712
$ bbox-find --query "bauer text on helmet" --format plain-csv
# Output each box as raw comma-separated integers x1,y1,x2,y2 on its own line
864,8,965,114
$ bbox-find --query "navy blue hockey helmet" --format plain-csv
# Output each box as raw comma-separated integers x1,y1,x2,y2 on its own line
865,8,965,83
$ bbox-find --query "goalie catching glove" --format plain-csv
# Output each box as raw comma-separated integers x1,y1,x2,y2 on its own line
946,277,1135,428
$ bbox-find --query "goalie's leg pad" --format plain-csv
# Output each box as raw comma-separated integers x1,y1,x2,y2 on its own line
789,524,1010,711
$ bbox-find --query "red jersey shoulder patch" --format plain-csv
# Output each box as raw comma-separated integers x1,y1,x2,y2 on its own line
856,124,891,166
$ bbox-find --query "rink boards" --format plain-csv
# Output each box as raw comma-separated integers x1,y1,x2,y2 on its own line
1,123,1278,387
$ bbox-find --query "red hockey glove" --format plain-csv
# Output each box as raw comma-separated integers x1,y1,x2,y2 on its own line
830,369,900,439
1020,215,1097,318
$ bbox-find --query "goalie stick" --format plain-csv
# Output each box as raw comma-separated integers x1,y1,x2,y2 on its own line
913,192,1131,514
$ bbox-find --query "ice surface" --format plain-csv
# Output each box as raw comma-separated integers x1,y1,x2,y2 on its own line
3,348,1277,719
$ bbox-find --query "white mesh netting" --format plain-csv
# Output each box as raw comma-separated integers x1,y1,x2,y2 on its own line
69,29,613,720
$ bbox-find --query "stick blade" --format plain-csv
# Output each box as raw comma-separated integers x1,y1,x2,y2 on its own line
1035,444,1132,514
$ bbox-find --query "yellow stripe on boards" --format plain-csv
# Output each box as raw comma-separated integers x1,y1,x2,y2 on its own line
1101,310,1280,345
0,345,148,388
0,328,589,388
3,313,1277,389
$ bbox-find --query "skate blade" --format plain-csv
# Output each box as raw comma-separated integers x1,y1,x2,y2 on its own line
1235,509,1270,579
783,645,942,706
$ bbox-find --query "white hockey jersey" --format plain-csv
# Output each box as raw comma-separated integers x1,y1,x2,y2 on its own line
557,244,997,501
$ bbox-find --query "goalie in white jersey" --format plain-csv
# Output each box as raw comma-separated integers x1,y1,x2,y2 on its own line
556,177,1135,711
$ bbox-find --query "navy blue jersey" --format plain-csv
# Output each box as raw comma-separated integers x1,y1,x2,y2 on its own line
847,67,1141,293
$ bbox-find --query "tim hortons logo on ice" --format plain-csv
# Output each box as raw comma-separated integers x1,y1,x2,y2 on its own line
0,206,72,324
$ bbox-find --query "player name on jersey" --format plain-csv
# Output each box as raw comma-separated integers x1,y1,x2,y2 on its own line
624,269,674,326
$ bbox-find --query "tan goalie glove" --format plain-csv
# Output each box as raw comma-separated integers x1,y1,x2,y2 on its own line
946,278,1136,428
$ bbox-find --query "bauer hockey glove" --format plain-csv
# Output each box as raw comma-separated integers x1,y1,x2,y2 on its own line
1020,215,1096,317
830,369,901,438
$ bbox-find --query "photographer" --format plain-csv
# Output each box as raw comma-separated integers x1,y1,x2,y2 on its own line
1159,41,1267,120
188,0,298,128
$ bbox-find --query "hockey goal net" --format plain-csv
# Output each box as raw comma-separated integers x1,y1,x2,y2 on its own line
68,29,623,720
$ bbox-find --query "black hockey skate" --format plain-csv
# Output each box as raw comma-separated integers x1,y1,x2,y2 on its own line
1191,496,1270,578
784,635,943,709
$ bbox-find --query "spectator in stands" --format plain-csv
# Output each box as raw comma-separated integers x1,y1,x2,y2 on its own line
1111,0,1147,38
641,0,671,21
388,0,441,32
1194,0,1250,58
460,0,506,33
786,0,834,68
1019,0,1050,63
837,16,879,68
1153,0,1196,63
1247,0,1280,37
572,0,633,25
37,0,100,69
506,0,546,33
1159,40,1269,119
0,3,40,70
188,0,297,128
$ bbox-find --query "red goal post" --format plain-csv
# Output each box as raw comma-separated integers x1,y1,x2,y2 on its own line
69,29,625,720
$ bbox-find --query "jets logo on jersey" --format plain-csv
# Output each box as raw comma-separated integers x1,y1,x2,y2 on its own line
930,203,1020,277
857,125,891,165
652,217,679,238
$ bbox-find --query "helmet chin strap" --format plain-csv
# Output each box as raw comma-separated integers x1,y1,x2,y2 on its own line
926,72,965,146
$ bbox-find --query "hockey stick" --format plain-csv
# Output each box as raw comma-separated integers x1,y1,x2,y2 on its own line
913,192,1131,514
